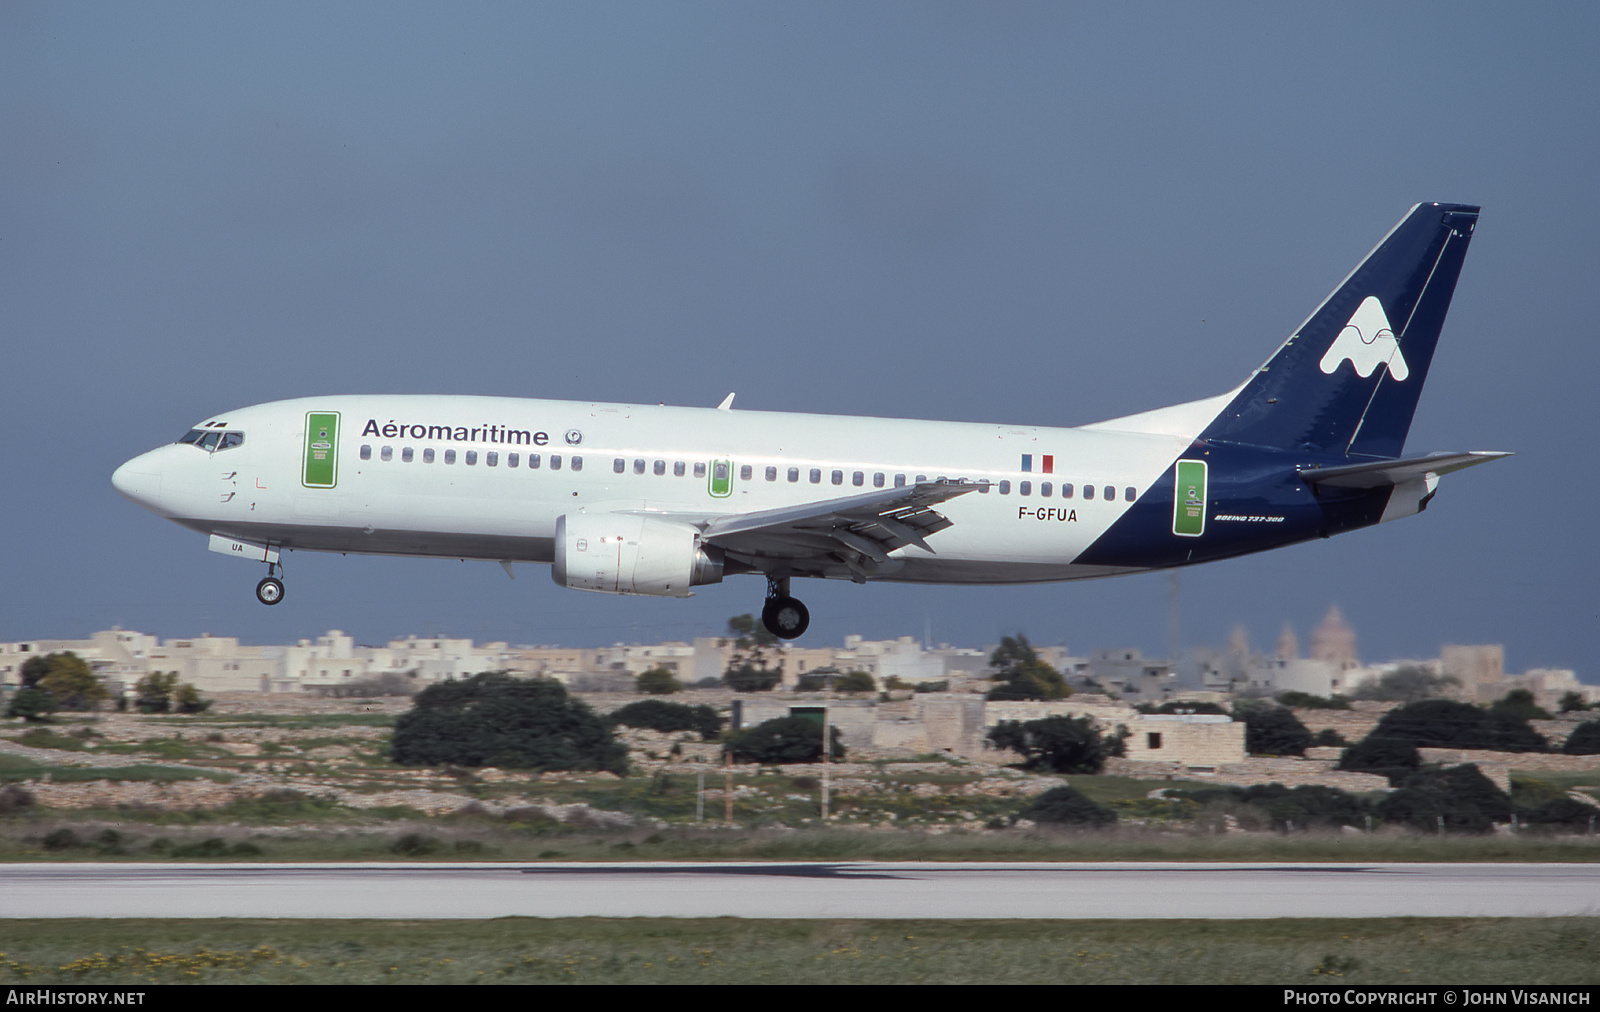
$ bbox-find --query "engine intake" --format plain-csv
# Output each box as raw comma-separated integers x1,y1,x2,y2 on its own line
552,512,724,596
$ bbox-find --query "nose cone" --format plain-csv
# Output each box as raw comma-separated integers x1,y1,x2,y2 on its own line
112,450,166,513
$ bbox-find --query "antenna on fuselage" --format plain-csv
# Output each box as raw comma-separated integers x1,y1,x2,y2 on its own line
716,392,735,411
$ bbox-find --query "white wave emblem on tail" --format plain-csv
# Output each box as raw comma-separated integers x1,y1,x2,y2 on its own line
1319,295,1409,381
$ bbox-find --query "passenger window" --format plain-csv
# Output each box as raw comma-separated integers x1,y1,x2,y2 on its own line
551,455,562,470
1083,484,1094,500
810,468,821,484
1020,481,1031,496
486,452,498,467
402,447,414,463
465,450,478,465
787,467,799,483
1041,482,1052,497
740,465,753,481
360,445,372,461
614,458,626,473
916,474,927,483
508,453,518,467
894,474,906,487
1061,483,1073,498
873,473,885,488
444,449,456,465
998,480,1011,495
765,466,777,481
655,460,666,476
977,480,990,493
528,454,540,469
715,461,729,481
423,448,435,464
831,470,843,485
674,461,686,477
380,446,393,462
634,459,646,475
571,456,582,471
1103,485,1114,501
852,471,864,486
1125,486,1136,501
694,462,706,478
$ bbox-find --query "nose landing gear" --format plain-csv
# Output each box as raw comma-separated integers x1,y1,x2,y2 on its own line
760,575,809,639
255,562,285,606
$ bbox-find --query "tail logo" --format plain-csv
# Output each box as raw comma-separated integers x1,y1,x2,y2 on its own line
1318,295,1409,381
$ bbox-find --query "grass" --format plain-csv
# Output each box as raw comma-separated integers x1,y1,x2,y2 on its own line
0,916,1594,983
0,755,231,784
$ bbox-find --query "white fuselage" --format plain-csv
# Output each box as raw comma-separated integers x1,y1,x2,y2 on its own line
112,394,1208,585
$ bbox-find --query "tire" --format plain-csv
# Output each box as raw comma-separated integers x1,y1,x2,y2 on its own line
255,577,285,606
761,596,809,639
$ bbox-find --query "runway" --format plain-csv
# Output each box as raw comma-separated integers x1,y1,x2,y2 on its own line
3,862,1598,919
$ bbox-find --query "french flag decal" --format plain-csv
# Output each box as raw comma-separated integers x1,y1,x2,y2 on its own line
1020,454,1054,473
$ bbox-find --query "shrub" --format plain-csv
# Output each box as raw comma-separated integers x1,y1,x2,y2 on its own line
1170,783,1371,831
635,667,683,695
1312,728,1347,747
609,699,722,739
391,672,627,774
987,716,1114,774
725,716,843,764
724,665,782,692
1019,786,1116,827
986,635,1069,701
1276,691,1352,710
1492,688,1553,721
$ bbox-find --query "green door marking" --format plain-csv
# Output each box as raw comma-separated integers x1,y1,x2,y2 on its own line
1173,459,1207,537
302,412,340,488
709,458,733,498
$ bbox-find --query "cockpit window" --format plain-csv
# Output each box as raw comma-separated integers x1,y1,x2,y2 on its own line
176,429,244,452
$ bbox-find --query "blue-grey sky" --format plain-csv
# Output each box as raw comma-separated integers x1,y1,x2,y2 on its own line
4,2,1596,674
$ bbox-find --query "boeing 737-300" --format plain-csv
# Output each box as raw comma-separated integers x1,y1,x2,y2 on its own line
112,202,1506,639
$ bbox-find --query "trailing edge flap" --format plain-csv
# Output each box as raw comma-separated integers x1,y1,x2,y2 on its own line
696,481,978,561
1298,451,1511,489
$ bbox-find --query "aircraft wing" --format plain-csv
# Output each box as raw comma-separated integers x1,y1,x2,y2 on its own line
1298,451,1511,489
696,480,980,578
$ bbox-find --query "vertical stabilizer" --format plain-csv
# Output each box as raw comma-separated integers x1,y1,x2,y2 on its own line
1201,202,1479,459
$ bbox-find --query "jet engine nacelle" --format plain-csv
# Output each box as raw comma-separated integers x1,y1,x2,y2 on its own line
552,512,724,597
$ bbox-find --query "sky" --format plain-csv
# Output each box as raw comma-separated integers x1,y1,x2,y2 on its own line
4,2,1597,675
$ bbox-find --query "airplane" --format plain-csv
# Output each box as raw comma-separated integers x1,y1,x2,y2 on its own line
113,202,1506,641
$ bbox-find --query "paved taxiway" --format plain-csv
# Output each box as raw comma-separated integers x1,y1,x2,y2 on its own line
2,863,1598,919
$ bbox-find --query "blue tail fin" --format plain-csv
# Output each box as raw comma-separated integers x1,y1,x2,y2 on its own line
1201,202,1479,460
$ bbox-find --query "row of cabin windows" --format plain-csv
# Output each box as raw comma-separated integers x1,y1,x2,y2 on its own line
358,446,1137,501
360,445,582,470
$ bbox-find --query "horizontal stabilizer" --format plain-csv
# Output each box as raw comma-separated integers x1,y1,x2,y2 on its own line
1298,451,1511,489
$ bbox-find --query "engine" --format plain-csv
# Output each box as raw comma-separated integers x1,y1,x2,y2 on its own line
552,512,724,596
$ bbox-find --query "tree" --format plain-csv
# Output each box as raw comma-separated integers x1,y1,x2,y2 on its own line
5,688,56,722
635,667,683,695
985,635,1069,701
1564,721,1600,756
134,672,179,713
1337,736,1422,785
797,669,875,693
35,653,109,711
1492,688,1553,721
1558,691,1592,714
724,614,783,692
725,716,843,764
1375,764,1512,833
987,716,1114,774
609,699,723,739
391,672,627,774
1233,702,1312,756
1368,699,1548,753
172,682,211,714
1351,666,1460,703
1018,785,1117,827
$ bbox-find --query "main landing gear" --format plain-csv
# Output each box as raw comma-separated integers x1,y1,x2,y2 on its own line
255,562,285,606
760,575,809,639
